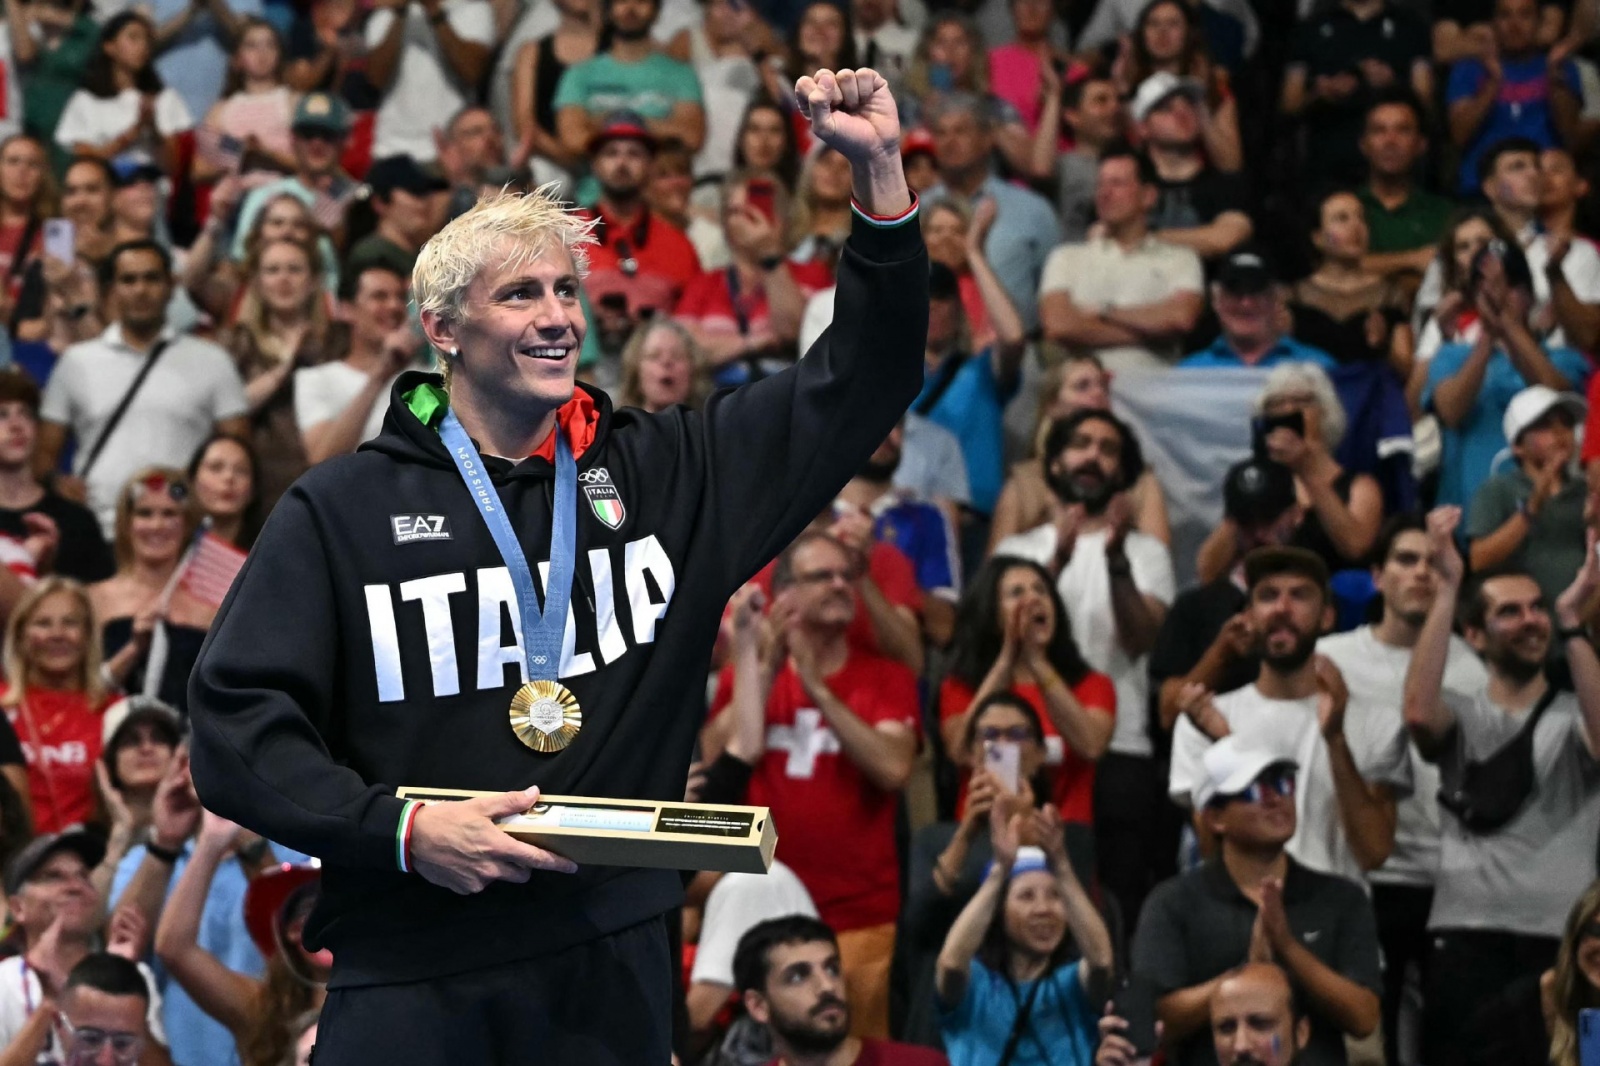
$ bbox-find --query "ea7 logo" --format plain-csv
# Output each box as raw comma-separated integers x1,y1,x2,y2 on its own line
392,514,452,544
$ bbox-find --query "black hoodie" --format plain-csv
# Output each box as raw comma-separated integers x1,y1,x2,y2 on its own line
187,213,929,987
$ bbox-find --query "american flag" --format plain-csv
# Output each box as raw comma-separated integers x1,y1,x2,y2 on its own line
178,531,247,608
194,125,244,172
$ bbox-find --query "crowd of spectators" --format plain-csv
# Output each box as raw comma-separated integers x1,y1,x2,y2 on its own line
0,0,1598,1062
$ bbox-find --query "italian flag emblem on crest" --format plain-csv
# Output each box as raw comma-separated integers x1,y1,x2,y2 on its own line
585,482,626,530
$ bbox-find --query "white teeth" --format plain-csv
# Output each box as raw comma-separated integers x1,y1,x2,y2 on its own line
523,347,568,360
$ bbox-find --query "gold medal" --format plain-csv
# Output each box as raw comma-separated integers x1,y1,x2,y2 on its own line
509,680,583,752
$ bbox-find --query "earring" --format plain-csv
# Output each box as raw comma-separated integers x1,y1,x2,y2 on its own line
450,347,460,359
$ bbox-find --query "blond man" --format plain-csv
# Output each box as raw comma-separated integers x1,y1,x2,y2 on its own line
186,68,925,1063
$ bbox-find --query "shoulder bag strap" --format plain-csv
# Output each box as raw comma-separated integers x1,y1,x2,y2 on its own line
79,339,172,481
995,977,1043,1066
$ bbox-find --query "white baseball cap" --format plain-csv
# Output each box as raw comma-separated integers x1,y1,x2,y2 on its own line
1501,384,1586,447
1131,71,1203,123
1191,735,1298,810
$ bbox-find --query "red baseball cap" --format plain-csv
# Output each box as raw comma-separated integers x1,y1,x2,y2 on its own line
243,862,321,959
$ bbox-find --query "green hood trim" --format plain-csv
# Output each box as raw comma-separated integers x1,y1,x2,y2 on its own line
403,381,449,431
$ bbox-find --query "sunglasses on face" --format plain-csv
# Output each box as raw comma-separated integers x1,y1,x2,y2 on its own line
976,725,1033,743
1581,921,1600,941
1210,766,1297,809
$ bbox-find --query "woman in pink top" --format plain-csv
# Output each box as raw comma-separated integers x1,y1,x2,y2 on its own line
194,19,298,183
987,0,1074,138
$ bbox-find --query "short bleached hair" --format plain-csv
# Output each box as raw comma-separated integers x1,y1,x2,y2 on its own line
413,185,598,324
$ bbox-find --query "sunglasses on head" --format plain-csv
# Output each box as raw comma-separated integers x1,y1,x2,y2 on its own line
1210,765,1297,809
131,476,187,504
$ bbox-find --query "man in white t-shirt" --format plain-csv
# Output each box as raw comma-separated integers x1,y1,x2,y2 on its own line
1403,506,1600,1065
365,0,494,163
1171,546,1411,885
36,240,248,536
993,406,1175,926
0,831,167,1063
1038,145,1205,373
1316,514,1486,1066
296,264,423,464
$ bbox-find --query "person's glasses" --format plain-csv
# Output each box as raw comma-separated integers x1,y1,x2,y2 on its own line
793,567,853,587
977,725,1032,743
1211,766,1297,808
131,476,187,504
1581,920,1600,942
56,1014,143,1065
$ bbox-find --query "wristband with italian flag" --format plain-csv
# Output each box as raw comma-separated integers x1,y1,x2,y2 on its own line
851,192,919,228
395,799,422,873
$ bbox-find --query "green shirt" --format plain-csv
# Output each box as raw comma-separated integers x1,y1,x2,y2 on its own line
1465,466,1588,609
23,16,100,175
1359,185,1454,255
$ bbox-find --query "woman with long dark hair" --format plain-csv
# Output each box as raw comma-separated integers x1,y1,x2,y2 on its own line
193,19,298,181
510,0,599,172
732,95,801,193
935,802,1113,1066
940,556,1114,828
54,11,193,171
0,136,53,318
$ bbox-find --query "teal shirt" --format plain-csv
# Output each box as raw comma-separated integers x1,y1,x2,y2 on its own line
552,52,703,203
23,17,100,175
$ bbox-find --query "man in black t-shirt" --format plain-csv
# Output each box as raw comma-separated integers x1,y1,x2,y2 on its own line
1281,0,1433,185
1130,73,1253,263
0,372,111,584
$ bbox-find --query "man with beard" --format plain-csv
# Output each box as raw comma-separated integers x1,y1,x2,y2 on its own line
734,916,948,1065
994,407,1175,928
576,112,703,323
1170,547,1409,885
835,421,960,645
710,533,919,1039
1134,738,1381,1066
1098,962,1313,1066
1316,514,1486,1066
554,0,706,203
1403,506,1600,1064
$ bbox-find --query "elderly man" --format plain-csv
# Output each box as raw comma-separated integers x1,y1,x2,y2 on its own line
188,67,926,1063
1179,250,1338,371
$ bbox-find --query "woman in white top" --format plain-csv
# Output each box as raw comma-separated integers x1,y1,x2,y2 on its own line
193,19,299,183
54,12,192,173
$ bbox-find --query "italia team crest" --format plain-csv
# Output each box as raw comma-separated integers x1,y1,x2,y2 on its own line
580,468,626,529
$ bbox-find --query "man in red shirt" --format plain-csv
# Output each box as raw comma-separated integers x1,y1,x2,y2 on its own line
577,111,703,321
712,531,918,1040
734,916,949,1066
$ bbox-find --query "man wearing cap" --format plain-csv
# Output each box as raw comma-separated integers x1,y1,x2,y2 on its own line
1424,238,1591,509
1468,385,1589,606
1178,250,1338,371
1132,73,1252,261
1152,458,1301,737
1404,506,1600,1064
230,92,355,271
364,0,493,163
576,111,703,321
0,830,170,1063
1134,736,1381,1066
1279,0,1431,186
345,156,451,280
1171,547,1410,884
1039,142,1203,374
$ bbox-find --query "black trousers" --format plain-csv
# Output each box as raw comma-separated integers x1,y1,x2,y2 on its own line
1093,752,1177,938
310,917,673,1065
1372,882,1432,1066
1423,927,1558,1066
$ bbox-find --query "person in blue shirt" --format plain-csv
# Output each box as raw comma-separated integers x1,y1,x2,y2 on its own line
936,804,1113,1066
1445,0,1580,195
1424,238,1591,509
1178,250,1339,372
915,262,1025,524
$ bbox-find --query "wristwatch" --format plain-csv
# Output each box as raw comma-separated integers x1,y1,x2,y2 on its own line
1557,623,1589,643
144,832,183,865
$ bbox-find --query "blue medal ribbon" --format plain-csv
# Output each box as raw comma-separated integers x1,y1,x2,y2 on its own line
439,409,577,681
